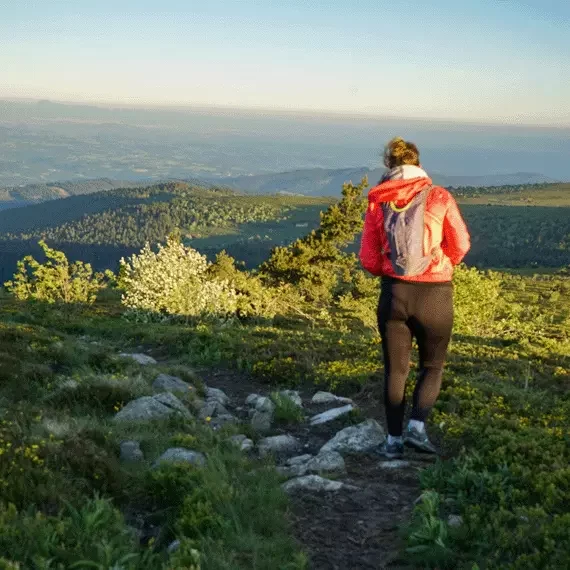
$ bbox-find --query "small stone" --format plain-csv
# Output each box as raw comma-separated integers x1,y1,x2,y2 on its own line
245,393,262,407
229,434,254,451
153,374,194,394
119,353,157,365
447,514,464,528
255,397,275,414
286,454,314,466
153,447,206,468
120,440,144,462
311,391,353,405
305,451,346,474
199,401,230,419
210,414,238,428
320,419,385,455
167,539,181,554
280,390,303,408
379,460,411,470
205,387,230,406
251,410,273,433
282,475,345,494
258,435,301,457
113,393,191,423
310,404,354,426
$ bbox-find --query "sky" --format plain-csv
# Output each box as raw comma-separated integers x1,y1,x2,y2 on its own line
1,0,569,125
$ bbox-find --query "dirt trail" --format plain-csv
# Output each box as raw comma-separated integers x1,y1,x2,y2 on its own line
200,369,431,570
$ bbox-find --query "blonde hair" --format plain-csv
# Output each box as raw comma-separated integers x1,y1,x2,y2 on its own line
383,137,420,169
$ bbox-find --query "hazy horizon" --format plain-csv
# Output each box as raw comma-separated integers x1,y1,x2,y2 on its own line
2,1,569,125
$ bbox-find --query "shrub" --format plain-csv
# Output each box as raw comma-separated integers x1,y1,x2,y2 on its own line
4,240,109,304
118,234,238,319
0,497,160,569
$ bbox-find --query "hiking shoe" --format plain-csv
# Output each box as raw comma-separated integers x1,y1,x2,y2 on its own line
375,439,404,459
404,425,437,454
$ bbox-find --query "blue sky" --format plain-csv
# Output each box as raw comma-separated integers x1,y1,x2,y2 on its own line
1,0,569,124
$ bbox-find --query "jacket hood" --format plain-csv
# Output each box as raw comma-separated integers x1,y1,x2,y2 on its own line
368,165,433,205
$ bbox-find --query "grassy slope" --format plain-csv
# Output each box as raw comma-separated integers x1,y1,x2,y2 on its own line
0,267,569,568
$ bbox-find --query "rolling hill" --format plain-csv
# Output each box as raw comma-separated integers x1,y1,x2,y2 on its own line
0,180,567,284
217,168,560,196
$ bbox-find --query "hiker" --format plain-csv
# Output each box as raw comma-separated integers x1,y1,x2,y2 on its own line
359,137,471,458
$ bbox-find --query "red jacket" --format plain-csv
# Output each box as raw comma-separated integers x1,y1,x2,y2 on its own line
359,172,471,282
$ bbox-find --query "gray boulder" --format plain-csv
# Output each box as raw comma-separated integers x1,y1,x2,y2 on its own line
119,353,157,365
153,447,206,467
229,434,254,452
205,387,230,406
258,434,301,458
310,404,354,426
320,419,385,454
447,514,464,528
255,396,275,414
113,392,191,423
279,451,346,478
153,374,194,394
198,400,230,419
282,475,346,494
245,393,262,407
120,440,144,462
279,390,303,408
251,410,273,433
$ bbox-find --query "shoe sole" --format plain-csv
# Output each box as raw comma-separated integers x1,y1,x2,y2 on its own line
404,438,437,454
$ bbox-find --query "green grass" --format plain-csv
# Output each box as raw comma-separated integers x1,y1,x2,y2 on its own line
0,267,569,568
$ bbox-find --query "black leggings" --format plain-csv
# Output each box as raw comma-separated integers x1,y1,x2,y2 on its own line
377,278,453,436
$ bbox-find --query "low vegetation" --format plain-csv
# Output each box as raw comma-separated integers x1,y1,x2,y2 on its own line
0,177,568,568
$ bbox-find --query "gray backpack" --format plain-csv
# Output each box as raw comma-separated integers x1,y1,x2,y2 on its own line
381,184,433,277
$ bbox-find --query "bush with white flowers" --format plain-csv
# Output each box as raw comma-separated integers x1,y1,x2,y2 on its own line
119,235,238,319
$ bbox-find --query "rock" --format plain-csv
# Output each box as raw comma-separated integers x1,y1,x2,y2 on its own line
251,410,273,433
167,539,181,554
305,451,346,474
258,434,301,458
255,396,275,414
379,460,411,470
209,414,238,428
311,391,353,405
198,401,230,419
282,475,345,494
245,393,262,407
287,454,314,466
279,451,346,478
320,419,385,455
120,440,144,462
310,404,354,426
280,390,303,408
113,392,191,423
153,374,194,394
205,387,230,406
154,447,206,468
447,514,464,528
229,434,254,452
119,353,157,365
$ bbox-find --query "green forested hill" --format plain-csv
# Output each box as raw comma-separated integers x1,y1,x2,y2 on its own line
0,181,568,280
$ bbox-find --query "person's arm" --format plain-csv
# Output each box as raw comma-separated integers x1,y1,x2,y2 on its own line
442,194,471,265
359,204,384,275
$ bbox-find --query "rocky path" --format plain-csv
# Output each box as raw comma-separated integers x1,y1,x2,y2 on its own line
200,369,430,570
116,354,434,569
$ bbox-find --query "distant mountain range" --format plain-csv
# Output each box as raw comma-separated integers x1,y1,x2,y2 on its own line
215,168,561,196
0,169,562,207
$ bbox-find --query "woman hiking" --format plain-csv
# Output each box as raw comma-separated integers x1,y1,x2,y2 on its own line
359,137,471,458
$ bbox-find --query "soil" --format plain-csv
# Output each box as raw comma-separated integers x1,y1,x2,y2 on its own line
199,367,437,570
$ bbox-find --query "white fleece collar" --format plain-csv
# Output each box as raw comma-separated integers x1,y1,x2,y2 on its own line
382,165,429,181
